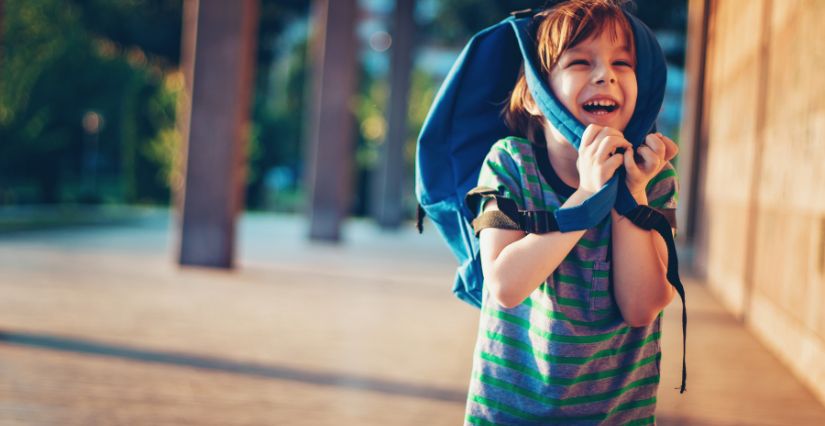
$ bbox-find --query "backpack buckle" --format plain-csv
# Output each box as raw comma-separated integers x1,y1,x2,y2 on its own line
627,205,668,231
519,211,557,234
510,8,537,18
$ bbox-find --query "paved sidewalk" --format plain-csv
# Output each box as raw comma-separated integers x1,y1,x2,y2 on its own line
0,210,823,425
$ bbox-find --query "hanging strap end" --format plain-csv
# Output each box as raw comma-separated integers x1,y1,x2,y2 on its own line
416,204,425,234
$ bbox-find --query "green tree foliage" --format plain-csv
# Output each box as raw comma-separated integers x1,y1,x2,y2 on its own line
428,0,686,62
0,0,311,208
0,0,179,204
422,0,546,46
244,1,310,210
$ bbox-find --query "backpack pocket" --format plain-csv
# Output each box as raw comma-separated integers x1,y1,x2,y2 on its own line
589,260,615,315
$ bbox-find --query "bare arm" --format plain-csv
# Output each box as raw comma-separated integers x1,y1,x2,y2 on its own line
610,191,674,327
612,132,680,327
479,190,591,308
479,125,630,308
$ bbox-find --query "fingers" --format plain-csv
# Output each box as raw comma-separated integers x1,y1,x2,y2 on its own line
580,124,604,152
647,132,679,162
605,150,625,172
577,125,627,193
624,147,640,174
594,135,632,162
621,133,677,194
659,133,679,161
595,126,624,145
639,133,667,170
636,145,661,172
644,133,666,159
586,126,629,161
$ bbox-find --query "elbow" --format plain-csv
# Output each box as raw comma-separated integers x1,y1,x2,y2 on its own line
488,277,526,309
621,285,675,328
495,295,524,309
622,311,660,328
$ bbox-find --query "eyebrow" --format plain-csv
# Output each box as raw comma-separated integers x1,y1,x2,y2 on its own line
562,46,633,61
565,44,632,54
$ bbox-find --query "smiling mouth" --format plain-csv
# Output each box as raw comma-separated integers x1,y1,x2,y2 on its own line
582,99,619,115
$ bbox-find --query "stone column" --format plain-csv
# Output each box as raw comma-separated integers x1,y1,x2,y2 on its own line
305,0,358,241
372,0,416,229
178,0,259,267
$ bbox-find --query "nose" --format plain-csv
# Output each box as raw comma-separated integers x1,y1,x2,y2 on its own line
593,64,617,85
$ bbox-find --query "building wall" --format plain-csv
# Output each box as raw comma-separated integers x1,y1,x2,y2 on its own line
696,0,825,405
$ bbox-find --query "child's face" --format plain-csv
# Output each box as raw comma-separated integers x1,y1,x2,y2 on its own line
549,26,637,133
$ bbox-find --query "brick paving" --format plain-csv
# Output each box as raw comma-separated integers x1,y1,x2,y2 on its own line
0,210,823,425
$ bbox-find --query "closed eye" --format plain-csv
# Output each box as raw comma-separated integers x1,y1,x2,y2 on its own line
567,59,589,67
614,60,633,67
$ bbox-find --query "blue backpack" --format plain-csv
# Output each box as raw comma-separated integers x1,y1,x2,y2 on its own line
415,8,687,393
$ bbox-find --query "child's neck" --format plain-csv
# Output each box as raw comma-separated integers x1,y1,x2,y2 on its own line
542,131,580,190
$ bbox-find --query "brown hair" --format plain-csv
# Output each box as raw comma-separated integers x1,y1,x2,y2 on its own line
503,0,636,141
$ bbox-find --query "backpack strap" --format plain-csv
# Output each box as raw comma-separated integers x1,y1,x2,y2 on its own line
509,12,685,392
465,187,560,236
466,186,687,393
416,204,426,234
626,205,687,393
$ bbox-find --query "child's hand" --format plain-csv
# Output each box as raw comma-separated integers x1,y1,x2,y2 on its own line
577,125,632,194
624,132,679,198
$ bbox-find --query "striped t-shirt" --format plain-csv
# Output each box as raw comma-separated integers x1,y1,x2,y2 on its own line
464,136,679,425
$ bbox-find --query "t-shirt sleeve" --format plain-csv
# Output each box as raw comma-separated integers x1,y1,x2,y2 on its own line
645,161,679,228
475,141,525,213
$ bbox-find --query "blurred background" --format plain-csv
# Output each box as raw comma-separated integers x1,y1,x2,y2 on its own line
0,0,685,218
1,0,824,425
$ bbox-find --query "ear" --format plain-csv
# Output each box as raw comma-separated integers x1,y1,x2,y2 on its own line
524,92,542,117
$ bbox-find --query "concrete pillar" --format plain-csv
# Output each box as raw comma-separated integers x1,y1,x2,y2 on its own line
305,0,358,242
679,0,711,274
178,0,259,268
371,0,416,229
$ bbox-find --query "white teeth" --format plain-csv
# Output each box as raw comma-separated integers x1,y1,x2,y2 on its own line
584,99,617,107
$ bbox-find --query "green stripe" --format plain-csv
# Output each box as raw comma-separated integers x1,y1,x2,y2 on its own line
541,284,588,308
503,136,533,151
476,373,660,407
465,414,502,426
649,191,676,209
591,290,610,298
578,236,610,249
471,394,605,422
484,330,661,365
480,351,660,386
469,394,656,423
512,160,533,179
556,273,590,288
565,256,595,268
492,146,511,158
612,396,657,414
623,415,656,425
484,308,631,343
498,139,537,166
467,395,656,426
485,161,517,183
525,191,542,206
523,297,616,327
470,394,543,421
520,154,537,165
645,167,676,191
593,269,610,279
483,158,544,208
479,352,545,382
